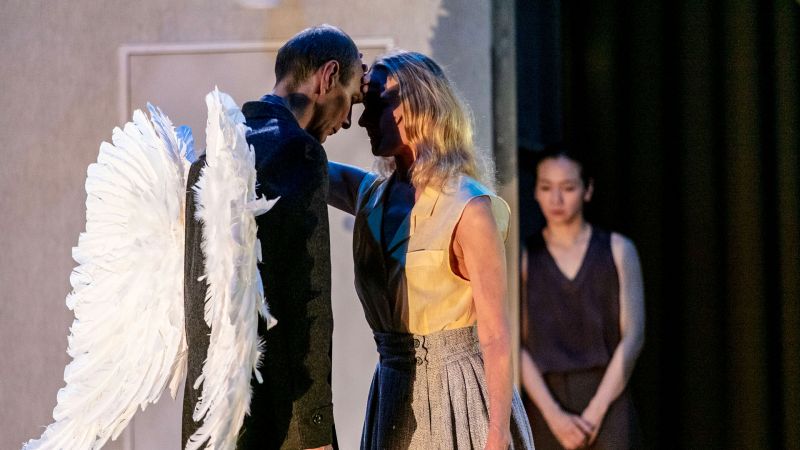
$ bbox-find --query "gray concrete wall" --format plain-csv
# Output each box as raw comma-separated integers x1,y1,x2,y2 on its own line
0,1,492,448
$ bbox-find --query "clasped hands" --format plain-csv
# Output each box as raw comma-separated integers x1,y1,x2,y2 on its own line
547,406,603,449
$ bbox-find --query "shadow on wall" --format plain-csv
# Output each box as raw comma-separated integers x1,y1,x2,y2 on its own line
429,0,493,159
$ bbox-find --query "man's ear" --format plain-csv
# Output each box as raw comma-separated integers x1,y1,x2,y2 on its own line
318,60,340,95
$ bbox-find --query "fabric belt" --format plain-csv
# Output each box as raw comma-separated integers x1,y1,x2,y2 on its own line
373,326,481,370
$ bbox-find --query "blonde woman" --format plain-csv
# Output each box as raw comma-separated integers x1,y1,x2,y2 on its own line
329,51,534,450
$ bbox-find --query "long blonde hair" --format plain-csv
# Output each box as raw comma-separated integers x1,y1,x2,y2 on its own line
372,51,495,190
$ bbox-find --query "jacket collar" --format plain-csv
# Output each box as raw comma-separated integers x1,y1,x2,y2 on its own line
241,94,298,124
413,185,441,220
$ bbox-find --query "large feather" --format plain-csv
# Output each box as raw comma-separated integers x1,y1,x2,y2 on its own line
23,106,195,449
186,88,277,450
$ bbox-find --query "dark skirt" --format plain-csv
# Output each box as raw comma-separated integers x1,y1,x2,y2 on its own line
362,326,535,450
523,367,641,450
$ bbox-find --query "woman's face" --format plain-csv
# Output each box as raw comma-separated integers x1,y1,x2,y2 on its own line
358,67,410,159
534,156,593,225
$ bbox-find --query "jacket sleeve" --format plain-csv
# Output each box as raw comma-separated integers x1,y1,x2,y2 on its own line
328,161,369,214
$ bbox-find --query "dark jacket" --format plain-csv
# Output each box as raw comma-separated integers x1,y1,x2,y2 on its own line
182,95,335,449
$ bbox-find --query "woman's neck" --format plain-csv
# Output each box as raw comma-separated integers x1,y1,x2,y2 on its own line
543,219,590,248
392,145,416,183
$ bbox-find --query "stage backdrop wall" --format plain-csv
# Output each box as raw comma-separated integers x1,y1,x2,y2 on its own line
0,1,493,449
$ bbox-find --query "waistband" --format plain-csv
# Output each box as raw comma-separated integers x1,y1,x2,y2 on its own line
373,326,481,370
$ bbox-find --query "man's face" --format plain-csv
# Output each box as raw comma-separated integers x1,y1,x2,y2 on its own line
308,59,365,143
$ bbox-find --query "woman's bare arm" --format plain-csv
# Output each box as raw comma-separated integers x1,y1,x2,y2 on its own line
455,196,512,449
581,233,646,444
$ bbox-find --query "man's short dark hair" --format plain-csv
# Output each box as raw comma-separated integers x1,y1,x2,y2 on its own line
275,25,360,89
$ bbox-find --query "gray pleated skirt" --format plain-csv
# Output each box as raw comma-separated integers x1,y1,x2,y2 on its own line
361,326,535,450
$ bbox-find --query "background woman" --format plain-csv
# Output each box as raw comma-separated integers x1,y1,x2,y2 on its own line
520,146,645,449
328,51,534,449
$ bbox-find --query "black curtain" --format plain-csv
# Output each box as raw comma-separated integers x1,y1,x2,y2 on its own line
517,1,800,448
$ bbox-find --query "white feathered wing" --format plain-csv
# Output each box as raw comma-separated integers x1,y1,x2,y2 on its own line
186,88,278,450
23,105,195,450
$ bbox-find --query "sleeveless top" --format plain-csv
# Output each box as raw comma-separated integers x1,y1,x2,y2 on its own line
523,226,621,374
352,173,510,335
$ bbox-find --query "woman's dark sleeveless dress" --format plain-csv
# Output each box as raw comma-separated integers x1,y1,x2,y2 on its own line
522,227,641,449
